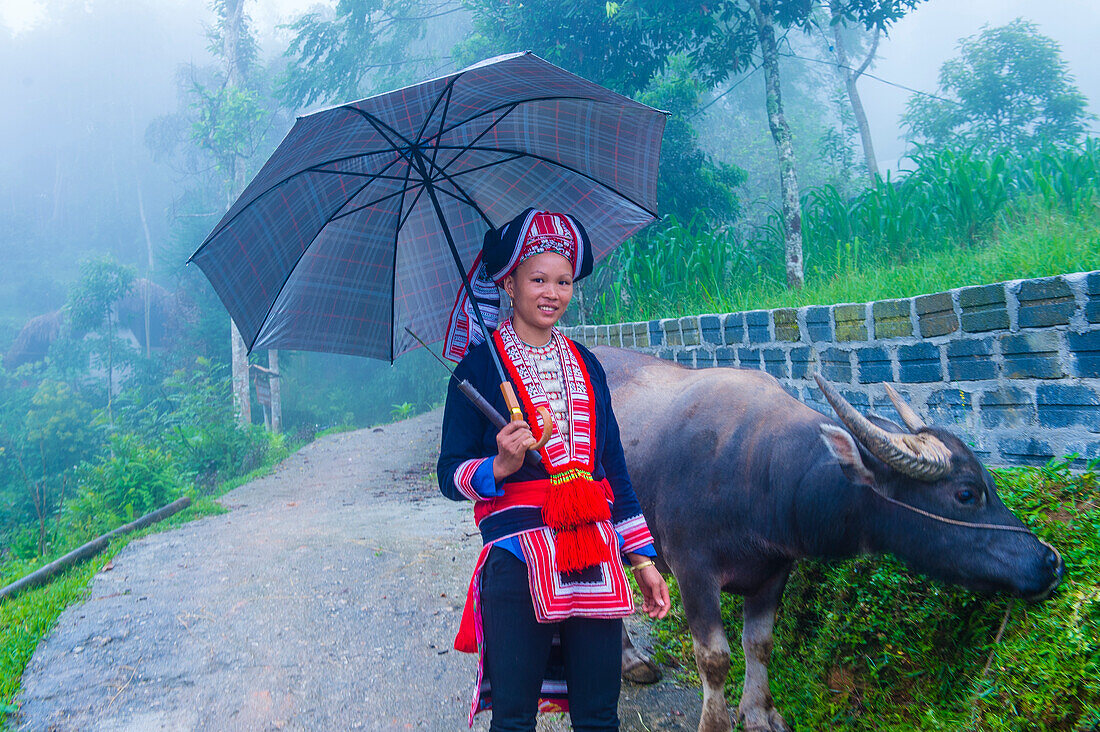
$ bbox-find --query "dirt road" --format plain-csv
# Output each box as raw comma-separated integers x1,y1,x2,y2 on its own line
14,411,701,731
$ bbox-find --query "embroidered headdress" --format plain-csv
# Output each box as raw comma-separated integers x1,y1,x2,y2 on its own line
444,209,592,362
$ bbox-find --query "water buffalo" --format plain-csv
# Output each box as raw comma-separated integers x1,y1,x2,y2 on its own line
595,347,1063,732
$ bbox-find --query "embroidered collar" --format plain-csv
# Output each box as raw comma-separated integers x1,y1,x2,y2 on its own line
494,319,595,472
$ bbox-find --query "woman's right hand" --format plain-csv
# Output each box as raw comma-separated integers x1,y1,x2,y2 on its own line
493,420,535,480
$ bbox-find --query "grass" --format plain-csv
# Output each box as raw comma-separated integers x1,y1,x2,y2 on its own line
647,458,1100,731
587,203,1100,324
0,439,296,728
718,205,1100,315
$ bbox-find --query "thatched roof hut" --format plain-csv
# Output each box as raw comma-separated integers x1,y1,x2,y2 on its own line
116,278,183,353
4,309,63,369
4,279,190,368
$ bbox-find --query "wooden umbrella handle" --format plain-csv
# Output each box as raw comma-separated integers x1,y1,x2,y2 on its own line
500,382,553,450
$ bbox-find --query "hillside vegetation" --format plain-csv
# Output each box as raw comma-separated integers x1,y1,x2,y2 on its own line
582,142,1100,323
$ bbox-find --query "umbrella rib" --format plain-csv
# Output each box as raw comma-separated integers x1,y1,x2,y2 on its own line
431,144,658,218
423,95,636,144
430,103,521,174
389,162,416,363
310,168,411,182
396,185,427,231
306,152,408,183
415,74,461,145
328,185,414,224
189,146,404,259
246,176,378,351
428,81,456,170
340,107,495,230
439,153,526,181
424,169,495,228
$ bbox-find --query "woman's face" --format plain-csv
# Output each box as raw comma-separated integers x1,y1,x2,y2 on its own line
503,251,574,336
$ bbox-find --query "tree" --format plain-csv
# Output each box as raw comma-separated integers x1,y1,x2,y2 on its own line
188,0,285,428
902,19,1091,154
826,0,880,181
456,0,750,227
278,0,458,109
66,255,137,424
722,0,924,288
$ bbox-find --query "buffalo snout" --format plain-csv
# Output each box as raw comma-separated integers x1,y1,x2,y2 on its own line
1021,539,1064,602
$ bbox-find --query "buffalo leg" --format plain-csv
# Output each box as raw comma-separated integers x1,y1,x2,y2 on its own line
737,568,792,732
679,572,732,732
621,624,661,683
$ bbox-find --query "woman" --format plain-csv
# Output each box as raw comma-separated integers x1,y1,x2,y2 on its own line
438,209,670,731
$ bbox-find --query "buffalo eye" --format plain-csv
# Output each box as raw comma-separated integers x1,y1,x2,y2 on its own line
955,489,977,505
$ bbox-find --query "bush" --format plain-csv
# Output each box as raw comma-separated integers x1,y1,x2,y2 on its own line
116,356,271,488
64,433,192,536
649,459,1100,731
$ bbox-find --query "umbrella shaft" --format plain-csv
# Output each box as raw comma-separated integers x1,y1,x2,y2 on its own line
414,153,509,385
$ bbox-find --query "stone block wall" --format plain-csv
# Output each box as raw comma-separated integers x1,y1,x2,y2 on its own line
563,271,1100,467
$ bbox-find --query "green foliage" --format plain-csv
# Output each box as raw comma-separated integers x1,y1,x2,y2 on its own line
278,0,443,108
188,84,270,175
64,434,191,536
650,460,1100,730
902,19,1092,154
456,0,749,226
455,0,720,97
115,356,271,488
390,402,414,420
0,379,96,559
0,549,112,719
637,57,746,225
579,214,766,323
799,142,1100,260
65,255,136,336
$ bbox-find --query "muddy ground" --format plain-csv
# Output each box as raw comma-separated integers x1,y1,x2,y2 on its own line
13,410,703,731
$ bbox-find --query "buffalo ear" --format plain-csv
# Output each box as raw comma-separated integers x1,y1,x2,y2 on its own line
820,424,875,487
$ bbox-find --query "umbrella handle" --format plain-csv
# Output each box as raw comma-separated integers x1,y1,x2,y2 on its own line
500,382,553,451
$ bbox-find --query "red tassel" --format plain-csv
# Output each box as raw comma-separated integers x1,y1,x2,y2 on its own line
542,476,610,529
553,524,611,573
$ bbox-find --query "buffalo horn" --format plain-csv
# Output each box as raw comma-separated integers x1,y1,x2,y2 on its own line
884,383,927,432
813,374,952,481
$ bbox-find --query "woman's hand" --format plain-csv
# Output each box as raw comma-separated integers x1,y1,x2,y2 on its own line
633,564,670,619
493,420,535,480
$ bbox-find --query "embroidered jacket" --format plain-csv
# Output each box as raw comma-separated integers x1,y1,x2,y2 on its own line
438,329,654,555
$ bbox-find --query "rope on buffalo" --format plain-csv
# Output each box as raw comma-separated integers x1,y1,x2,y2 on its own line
868,486,1037,534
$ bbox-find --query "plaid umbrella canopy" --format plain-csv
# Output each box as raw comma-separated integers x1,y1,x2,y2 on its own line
189,52,666,367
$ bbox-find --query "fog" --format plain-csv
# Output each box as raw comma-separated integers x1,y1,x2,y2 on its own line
1,0,1097,331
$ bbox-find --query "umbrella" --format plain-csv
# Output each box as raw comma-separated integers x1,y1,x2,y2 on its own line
191,51,664,356
190,52,664,431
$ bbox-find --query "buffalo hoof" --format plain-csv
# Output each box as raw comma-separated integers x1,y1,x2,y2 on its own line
737,706,791,732
621,650,661,684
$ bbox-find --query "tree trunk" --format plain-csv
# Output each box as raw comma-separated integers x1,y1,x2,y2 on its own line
830,4,880,182
0,496,191,601
749,0,804,289
231,319,251,426
223,0,252,427
268,350,282,433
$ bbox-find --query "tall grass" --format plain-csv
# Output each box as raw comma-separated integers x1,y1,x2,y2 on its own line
580,140,1100,323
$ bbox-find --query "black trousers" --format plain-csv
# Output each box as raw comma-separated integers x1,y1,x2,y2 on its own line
480,547,622,732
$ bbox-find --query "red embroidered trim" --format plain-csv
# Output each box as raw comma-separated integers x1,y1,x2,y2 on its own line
453,458,490,502
492,323,597,473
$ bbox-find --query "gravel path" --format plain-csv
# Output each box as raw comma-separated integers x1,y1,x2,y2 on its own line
13,410,702,731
